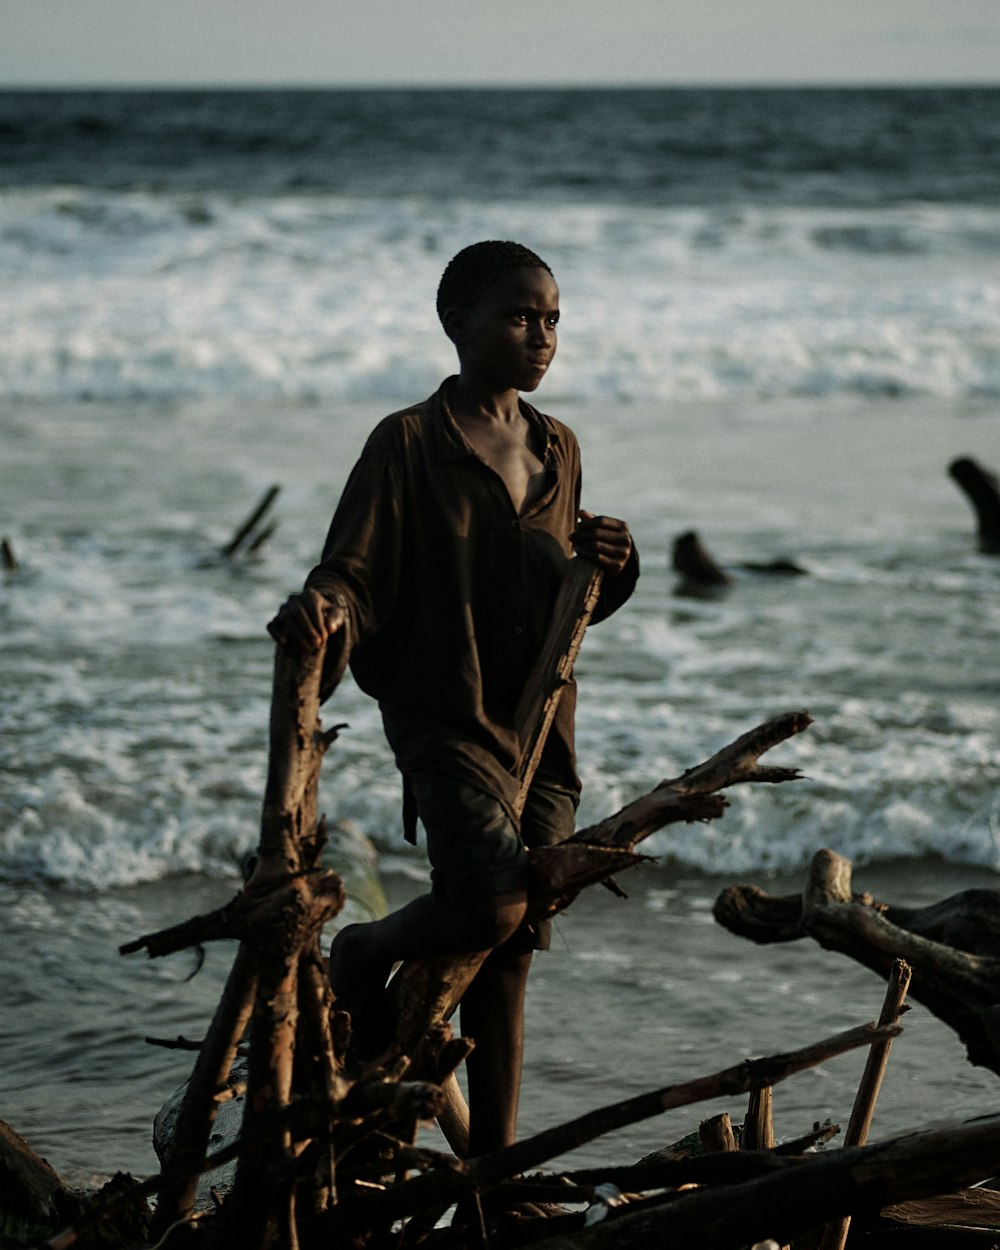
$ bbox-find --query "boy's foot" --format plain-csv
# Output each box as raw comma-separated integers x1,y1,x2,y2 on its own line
328,924,395,1059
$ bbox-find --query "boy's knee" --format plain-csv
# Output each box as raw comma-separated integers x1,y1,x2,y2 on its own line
473,891,528,948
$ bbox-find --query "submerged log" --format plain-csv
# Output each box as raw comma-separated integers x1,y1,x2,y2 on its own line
672,529,733,597
949,456,1000,554
714,849,1000,1073
2,536,18,572
219,484,281,559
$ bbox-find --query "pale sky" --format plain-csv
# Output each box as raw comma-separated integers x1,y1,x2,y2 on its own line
3,0,999,87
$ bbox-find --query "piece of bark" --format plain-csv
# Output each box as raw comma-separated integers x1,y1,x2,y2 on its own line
514,557,603,813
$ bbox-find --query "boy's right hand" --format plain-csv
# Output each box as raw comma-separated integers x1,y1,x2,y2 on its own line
267,588,346,651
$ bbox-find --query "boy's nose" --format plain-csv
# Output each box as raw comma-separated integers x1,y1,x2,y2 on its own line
530,320,553,345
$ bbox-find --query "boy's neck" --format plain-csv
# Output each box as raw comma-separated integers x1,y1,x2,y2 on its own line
449,375,522,425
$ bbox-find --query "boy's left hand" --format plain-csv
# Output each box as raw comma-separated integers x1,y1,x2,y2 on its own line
571,510,633,575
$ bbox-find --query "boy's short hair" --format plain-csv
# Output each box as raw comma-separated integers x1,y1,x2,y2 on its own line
436,241,553,327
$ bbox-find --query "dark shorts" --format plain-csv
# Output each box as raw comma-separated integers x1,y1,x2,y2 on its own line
408,770,577,950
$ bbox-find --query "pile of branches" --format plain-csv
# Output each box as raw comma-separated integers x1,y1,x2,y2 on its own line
20,637,1000,1249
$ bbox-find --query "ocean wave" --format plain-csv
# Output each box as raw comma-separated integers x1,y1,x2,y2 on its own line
1,188,998,405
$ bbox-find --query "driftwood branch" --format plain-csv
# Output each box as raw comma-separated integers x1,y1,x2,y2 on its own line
819,958,912,1250
384,711,813,1065
714,848,1000,1073
347,1021,896,1227
514,557,604,812
526,1114,1000,1250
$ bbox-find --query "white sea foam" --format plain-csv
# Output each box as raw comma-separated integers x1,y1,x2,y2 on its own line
1,190,998,405
2,391,998,888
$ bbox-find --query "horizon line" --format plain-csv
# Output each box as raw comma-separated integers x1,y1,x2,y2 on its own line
2,78,1000,93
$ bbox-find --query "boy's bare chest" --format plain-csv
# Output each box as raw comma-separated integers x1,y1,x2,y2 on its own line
461,422,548,516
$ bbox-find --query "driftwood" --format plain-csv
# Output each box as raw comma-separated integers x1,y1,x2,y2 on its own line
385,708,814,1066
0,1119,71,1241
123,636,349,1247
31,602,998,1249
27,654,1000,1250
672,529,733,596
714,848,1000,1075
513,557,603,812
819,959,912,1250
949,456,1000,553
525,1115,1000,1250
219,484,281,559
93,666,810,1248
671,529,807,598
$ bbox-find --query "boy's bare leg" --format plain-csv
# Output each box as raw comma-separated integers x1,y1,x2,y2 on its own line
460,943,532,1155
328,890,527,1020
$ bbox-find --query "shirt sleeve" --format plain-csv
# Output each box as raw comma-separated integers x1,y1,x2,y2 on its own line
304,420,404,689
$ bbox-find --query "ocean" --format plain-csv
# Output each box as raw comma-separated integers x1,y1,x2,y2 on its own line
2,87,999,1188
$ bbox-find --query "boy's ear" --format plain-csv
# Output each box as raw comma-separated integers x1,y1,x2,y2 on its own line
441,306,465,345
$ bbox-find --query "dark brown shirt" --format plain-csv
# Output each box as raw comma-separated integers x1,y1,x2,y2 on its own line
305,380,638,829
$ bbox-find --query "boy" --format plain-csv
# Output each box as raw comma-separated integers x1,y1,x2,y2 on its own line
268,240,637,1156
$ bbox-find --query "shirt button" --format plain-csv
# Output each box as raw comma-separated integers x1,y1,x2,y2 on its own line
514,625,524,635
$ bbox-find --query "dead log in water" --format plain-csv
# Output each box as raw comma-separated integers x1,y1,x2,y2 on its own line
219,484,281,559
714,848,1000,1075
949,456,1000,554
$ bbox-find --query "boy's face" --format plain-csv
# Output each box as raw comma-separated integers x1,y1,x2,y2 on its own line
448,267,560,395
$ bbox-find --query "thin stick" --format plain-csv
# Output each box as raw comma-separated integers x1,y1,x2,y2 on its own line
354,1021,899,1226
514,558,603,815
150,946,257,1234
819,959,912,1250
